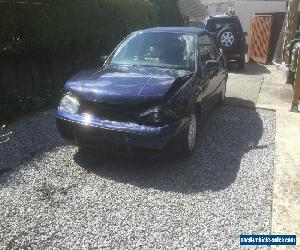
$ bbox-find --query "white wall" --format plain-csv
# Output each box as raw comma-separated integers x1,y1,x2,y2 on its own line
207,4,217,16
203,0,235,16
235,0,286,34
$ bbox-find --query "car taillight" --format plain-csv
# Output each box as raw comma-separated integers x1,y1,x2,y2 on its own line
240,36,244,43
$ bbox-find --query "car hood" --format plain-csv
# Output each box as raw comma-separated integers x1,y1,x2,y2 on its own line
65,65,193,105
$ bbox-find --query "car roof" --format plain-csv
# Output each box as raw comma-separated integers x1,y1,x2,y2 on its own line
137,27,211,36
207,15,239,19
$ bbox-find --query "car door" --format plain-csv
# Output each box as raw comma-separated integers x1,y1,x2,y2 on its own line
198,34,220,113
208,36,227,101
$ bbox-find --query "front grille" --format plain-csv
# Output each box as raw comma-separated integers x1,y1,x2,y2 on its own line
80,101,151,122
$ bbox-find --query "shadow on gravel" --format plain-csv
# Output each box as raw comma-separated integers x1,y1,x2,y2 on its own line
0,110,65,179
74,99,264,194
228,62,271,75
224,97,256,108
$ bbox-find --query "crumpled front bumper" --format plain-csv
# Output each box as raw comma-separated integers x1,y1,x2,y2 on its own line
56,110,188,152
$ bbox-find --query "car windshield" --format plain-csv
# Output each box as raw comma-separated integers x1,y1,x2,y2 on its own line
109,32,196,71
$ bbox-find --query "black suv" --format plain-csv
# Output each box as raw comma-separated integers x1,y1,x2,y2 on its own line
203,15,246,69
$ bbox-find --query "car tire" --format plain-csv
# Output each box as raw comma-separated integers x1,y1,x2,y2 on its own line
217,26,238,50
218,83,226,106
78,145,93,153
180,112,198,156
238,52,245,70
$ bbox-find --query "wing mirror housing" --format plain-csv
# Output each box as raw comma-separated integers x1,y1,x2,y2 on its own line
219,48,223,55
100,55,108,65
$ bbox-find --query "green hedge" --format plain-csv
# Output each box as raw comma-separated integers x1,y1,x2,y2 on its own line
0,0,161,54
0,0,184,55
0,0,184,123
152,0,184,26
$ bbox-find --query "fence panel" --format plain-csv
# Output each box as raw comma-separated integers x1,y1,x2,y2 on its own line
248,15,273,64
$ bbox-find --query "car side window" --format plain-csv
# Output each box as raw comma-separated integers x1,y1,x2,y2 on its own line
209,37,219,57
198,35,218,64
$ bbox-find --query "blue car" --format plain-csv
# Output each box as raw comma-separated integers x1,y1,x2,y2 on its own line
56,27,228,156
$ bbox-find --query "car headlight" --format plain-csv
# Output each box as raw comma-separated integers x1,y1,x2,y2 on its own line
139,106,161,123
59,94,80,114
139,105,177,125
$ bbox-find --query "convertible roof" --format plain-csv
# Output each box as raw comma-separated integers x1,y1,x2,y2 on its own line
138,27,211,36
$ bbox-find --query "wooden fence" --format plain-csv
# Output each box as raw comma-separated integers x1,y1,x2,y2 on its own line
0,50,102,101
248,15,273,64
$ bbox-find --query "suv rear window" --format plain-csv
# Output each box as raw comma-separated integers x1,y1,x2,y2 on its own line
205,18,242,33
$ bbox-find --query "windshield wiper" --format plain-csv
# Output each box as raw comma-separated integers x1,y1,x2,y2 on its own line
163,66,193,71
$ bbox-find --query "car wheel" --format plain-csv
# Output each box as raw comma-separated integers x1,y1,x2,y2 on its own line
238,53,245,70
78,146,92,153
180,112,198,156
218,83,226,106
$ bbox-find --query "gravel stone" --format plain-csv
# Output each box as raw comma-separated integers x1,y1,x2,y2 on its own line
0,107,275,249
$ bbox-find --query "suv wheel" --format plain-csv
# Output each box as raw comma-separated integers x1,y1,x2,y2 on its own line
238,52,245,70
218,83,226,106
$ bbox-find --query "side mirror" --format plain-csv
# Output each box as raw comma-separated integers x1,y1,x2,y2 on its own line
219,48,223,55
100,55,108,65
204,60,220,71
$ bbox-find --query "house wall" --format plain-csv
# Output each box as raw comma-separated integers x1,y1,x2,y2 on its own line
207,1,235,16
202,0,235,16
235,0,286,34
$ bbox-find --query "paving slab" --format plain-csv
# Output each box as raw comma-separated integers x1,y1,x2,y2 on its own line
226,63,266,107
228,63,300,249
256,66,300,250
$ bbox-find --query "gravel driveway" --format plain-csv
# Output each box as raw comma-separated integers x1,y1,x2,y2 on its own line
0,106,275,249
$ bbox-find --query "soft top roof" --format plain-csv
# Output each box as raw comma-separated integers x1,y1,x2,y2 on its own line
137,27,211,36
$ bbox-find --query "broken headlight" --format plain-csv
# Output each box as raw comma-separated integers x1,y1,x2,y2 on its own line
139,105,177,125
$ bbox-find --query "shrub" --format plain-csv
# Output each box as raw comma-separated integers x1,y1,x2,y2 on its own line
0,0,158,54
151,0,184,26
0,0,184,122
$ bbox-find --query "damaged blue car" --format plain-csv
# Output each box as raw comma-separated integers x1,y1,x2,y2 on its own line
56,27,228,156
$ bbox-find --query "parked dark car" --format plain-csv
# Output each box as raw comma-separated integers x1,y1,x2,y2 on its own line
56,27,228,156
203,15,247,69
